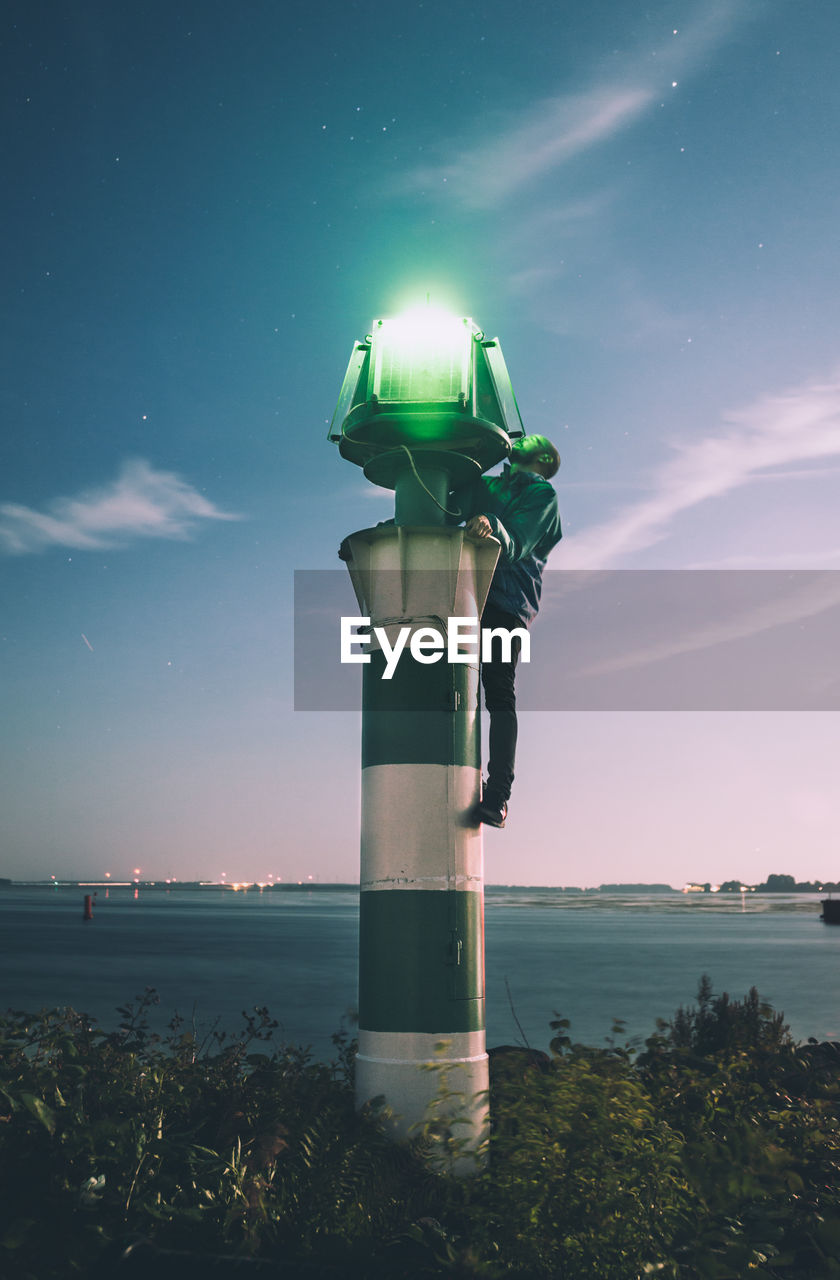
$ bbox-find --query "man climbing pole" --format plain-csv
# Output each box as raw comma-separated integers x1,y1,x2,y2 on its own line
454,434,562,829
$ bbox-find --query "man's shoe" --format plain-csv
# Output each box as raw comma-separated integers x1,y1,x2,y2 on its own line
472,796,507,829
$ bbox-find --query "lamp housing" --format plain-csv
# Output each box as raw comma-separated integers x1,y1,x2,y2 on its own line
329,313,524,479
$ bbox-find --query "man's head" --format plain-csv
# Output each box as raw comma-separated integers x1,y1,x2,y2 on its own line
510,434,560,479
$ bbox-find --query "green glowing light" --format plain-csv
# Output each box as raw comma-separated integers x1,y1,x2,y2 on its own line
371,311,473,404
328,302,524,478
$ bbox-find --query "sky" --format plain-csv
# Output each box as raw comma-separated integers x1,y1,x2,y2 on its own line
2,0,839,888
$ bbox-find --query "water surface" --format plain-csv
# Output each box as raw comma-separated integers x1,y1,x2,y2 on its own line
1,886,837,1057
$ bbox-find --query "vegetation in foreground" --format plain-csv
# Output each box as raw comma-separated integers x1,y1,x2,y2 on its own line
2,979,840,1279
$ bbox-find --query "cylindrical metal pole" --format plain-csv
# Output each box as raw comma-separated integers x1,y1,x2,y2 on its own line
345,526,498,1164
393,463,450,527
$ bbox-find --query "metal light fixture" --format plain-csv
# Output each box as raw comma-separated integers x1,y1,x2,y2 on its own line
329,308,524,507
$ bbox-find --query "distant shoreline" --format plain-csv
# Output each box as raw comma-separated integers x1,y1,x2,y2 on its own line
2,879,835,896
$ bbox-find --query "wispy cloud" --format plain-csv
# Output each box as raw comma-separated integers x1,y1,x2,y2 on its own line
0,459,240,555
400,87,653,211
395,2,746,212
577,573,840,678
690,546,840,570
565,373,840,568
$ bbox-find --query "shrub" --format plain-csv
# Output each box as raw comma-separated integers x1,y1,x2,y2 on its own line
3,981,840,1278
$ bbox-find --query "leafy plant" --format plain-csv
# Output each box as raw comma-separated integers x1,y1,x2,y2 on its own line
3,980,840,1278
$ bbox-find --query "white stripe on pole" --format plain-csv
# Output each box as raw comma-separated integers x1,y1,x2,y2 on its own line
357,1029,489,1151
361,763,482,890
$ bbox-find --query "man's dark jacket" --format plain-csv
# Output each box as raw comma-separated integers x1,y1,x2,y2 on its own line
453,465,562,625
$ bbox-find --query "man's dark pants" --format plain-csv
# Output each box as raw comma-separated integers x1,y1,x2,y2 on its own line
480,604,524,806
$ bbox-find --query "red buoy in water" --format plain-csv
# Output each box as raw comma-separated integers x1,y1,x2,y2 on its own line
83,893,93,921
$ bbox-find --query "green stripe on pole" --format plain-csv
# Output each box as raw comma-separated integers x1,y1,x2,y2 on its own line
359,889,485,1032
362,654,479,769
